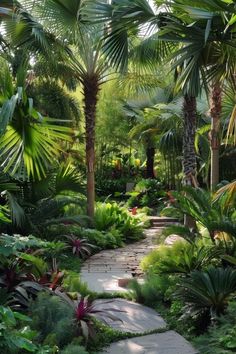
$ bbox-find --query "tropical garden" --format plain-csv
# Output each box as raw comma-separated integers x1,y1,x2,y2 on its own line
1,0,236,353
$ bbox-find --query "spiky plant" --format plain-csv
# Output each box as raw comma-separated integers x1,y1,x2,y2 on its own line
172,186,236,242
178,267,236,321
63,235,96,258
55,290,122,341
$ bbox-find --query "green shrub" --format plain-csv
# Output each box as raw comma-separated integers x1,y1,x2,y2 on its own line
95,175,133,197
83,228,123,249
50,224,123,250
178,267,236,320
94,202,143,242
58,252,82,272
30,292,76,347
139,206,153,216
194,301,236,354
127,194,139,208
141,241,221,274
59,344,89,354
62,271,92,297
94,202,121,231
127,179,165,208
128,275,171,305
0,306,37,353
160,206,183,220
172,186,236,242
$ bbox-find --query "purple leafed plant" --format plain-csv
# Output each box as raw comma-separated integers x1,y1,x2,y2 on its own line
64,235,96,258
55,289,123,340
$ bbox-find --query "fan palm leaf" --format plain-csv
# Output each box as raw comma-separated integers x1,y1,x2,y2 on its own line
0,61,72,180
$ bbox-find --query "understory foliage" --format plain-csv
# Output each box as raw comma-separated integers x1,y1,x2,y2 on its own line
141,240,221,274
127,179,165,209
194,302,236,354
0,305,52,353
94,202,144,242
178,267,236,319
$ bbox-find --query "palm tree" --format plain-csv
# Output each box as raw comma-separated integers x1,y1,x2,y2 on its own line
93,0,236,190
124,89,182,181
164,2,236,189
17,0,114,218
124,98,160,179
93,0,200,186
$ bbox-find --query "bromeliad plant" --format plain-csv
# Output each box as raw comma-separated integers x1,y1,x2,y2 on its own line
63,235,96,258
38,258,64,291
55,290,122,341
0,234,65,308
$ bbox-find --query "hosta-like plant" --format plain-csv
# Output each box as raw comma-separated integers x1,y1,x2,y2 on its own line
0,305,37,353
178,267,236,320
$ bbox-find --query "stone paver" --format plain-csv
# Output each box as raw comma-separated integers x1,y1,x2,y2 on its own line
102,331,198,354
81,227,161,292
164,234,186,245
94,299,166,333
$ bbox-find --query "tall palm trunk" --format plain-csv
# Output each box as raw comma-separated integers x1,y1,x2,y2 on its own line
183,95,198,228
210,82,222,190
183,95,198,187
83,75,99,218
146,147,155,178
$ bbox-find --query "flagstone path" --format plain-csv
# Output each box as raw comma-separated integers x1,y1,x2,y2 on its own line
81,217,176,292
81,217,198,354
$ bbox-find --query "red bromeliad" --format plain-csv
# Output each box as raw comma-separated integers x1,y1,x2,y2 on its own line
55,290,123,340
64,235,96,258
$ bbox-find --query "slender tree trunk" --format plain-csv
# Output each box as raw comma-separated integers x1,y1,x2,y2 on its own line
146,147,155,178
183,95,198,186
183,95,198,228
210,82,222,190
83,75,99,218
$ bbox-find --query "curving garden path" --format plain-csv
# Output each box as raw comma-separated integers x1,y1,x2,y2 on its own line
81,217,198,354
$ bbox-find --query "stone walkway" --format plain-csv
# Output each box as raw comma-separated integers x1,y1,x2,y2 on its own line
102,332,198,354
81,217,197,354
81,217,175,292
80,229,157,292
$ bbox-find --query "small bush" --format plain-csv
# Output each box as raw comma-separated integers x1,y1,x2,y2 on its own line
127,179,165,208
141,241,220,274
62,272,92,297
94,202,144,243
194,301,236,354
59,344,89,354
30,292,76,347
128,275,171,306
178,267,236,320
83,228,123,249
